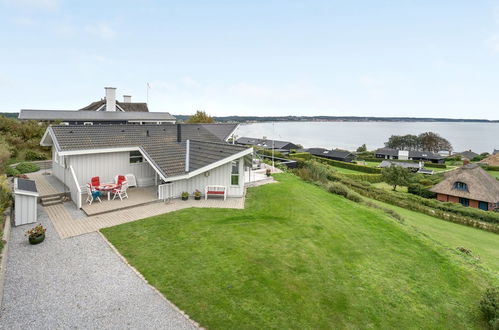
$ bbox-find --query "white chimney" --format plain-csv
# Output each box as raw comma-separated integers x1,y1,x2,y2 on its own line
123,95,132,103
104,87,117,111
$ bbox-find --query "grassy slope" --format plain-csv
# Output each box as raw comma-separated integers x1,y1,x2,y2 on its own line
486,170,499,179
373,200,499,274
102,174,492,329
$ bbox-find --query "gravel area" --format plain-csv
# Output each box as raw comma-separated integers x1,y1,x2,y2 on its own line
0,206,197,329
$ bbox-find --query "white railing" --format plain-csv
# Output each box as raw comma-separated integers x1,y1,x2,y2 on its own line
69,165,82,209
158,183,173,202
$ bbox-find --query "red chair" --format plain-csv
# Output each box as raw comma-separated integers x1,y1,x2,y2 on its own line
91,176,100,187
116,175,126,186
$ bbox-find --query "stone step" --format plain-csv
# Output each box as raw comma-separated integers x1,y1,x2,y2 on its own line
42,199,64,207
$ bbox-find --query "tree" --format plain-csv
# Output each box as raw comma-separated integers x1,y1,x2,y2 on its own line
381,165,411,191
356,144,367,152
186,111,215,123
384,132,452,152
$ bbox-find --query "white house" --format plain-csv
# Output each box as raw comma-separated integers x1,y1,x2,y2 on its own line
40,123,252,208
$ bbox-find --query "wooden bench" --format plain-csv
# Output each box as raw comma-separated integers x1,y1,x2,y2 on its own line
205,185,227,200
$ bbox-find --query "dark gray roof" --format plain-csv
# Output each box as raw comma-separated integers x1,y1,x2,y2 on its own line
303,148,354,159
16,178,37,193
375,148,444,160
19,109,175,122
80,99,149,112
453,150,478,159
196,123,238,141
48,124,249,178
494,149,499,155
236,137,298,149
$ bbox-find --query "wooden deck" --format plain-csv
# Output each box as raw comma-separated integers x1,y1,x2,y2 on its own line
45,197,245,239
81,187,158,216
26,172,63,197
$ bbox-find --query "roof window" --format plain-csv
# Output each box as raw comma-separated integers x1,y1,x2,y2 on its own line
453,181,468,191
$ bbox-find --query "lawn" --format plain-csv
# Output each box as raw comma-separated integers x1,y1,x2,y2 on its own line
102,174,493,329
372,182,408,192
329,165,371,174
486,170,499,179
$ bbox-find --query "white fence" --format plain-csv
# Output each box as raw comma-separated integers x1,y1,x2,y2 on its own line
158,183,173,202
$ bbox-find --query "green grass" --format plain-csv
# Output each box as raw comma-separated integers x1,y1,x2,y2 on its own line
329,165,370,174
102,174,493,329
372,182,408,192
486,170,499,179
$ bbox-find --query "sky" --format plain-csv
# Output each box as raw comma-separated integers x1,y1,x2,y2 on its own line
1,0,499,119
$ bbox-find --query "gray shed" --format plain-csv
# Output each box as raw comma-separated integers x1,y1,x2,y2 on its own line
14,178,39,226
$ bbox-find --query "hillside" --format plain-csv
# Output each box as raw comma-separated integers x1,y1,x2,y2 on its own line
102,173,495,329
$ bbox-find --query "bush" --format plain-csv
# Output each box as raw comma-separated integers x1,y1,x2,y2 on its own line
327,182,363,202
289,152,311,160
424,162,446,169
341,173,384,183
25,150,47,161
484,165,499,171
5,166,20,177
16,162,40,174
407,183,436,198
480,287,499,329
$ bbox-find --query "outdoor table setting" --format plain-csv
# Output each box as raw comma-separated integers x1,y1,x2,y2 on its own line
95,183,118,200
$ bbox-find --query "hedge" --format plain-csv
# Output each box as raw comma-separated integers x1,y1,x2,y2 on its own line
16,162,40,174
407,183,436,198
423,162,446,169
483,165,499,171
313,156,382,174
289,152,312,160
25,150,48,161
341,173,384,183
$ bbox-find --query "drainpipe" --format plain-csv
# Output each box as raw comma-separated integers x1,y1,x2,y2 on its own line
185,140,190,172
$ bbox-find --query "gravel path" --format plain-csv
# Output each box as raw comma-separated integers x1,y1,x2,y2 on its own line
0,206,197,330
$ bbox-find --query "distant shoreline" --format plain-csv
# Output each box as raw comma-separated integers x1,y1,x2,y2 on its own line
173,115,499,123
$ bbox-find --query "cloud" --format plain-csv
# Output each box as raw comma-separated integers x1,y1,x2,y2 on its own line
11,16,36,26
1,0,60,10
227,82,313,102
86,23,116,39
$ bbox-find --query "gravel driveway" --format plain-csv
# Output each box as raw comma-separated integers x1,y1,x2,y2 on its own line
0,206,197,329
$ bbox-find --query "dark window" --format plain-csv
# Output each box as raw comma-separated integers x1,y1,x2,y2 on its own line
478,201,488,211
130,151,143,164
459,197,469,207
453,181,468,191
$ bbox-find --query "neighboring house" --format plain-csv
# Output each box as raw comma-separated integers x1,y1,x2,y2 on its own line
236,137,300,152
430,163,499,211
478,154,499,166
19,87,176,125
378,160,434,174
452,150,479,160
375,148,444,164
301,148,355,162
493,149,499,155
40,123,252,209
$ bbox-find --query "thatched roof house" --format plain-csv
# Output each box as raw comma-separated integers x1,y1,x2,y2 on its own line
478,154,499,166
430,163,499,211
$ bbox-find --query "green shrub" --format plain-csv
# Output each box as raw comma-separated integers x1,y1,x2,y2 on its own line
256,148,285,159
5,166,20,177
314,157,382,174
289,152,311,160
25,150,47,161
327,182,349,197
16,162,40,174
424,162,446,169
407,183,436,199
480,287,499,329
484,165,499,171
342,173,384,183
346,190,363,203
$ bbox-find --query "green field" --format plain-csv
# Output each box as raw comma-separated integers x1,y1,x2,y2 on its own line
102,174,495,329
486,170,499,179
372,182,408,192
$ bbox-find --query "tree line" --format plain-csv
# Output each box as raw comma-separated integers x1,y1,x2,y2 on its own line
384,132,452,153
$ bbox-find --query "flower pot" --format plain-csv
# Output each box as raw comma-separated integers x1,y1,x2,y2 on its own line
181,196,188,201
194,196,201,200
29,233,45,245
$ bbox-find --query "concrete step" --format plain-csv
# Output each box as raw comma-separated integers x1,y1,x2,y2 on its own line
42,199,64,207
41,195,62,202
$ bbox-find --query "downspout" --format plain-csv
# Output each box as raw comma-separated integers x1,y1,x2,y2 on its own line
185,139,190,172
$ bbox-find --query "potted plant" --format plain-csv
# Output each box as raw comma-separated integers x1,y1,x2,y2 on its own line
25,224,46,245
181,191,189,201
194,189,202,200
266,168,271,177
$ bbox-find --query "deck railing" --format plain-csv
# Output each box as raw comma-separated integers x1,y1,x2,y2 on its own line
158,183,173,202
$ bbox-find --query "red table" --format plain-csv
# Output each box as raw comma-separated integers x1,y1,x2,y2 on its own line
96,184,118,200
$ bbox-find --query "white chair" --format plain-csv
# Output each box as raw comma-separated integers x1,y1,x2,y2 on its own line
86,184,102,205
125,174,137,187
112,181,129,201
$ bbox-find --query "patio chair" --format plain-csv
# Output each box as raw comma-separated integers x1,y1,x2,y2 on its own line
112,181,129,201
91,176,100,187
86,184,102,205
114,175,126,186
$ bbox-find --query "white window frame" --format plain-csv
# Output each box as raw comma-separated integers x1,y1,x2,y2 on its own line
231,160,240,186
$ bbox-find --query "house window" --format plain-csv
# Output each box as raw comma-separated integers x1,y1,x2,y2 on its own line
129,151,143,164
453,181,468,191
231,160,239,185
459,197,469,207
